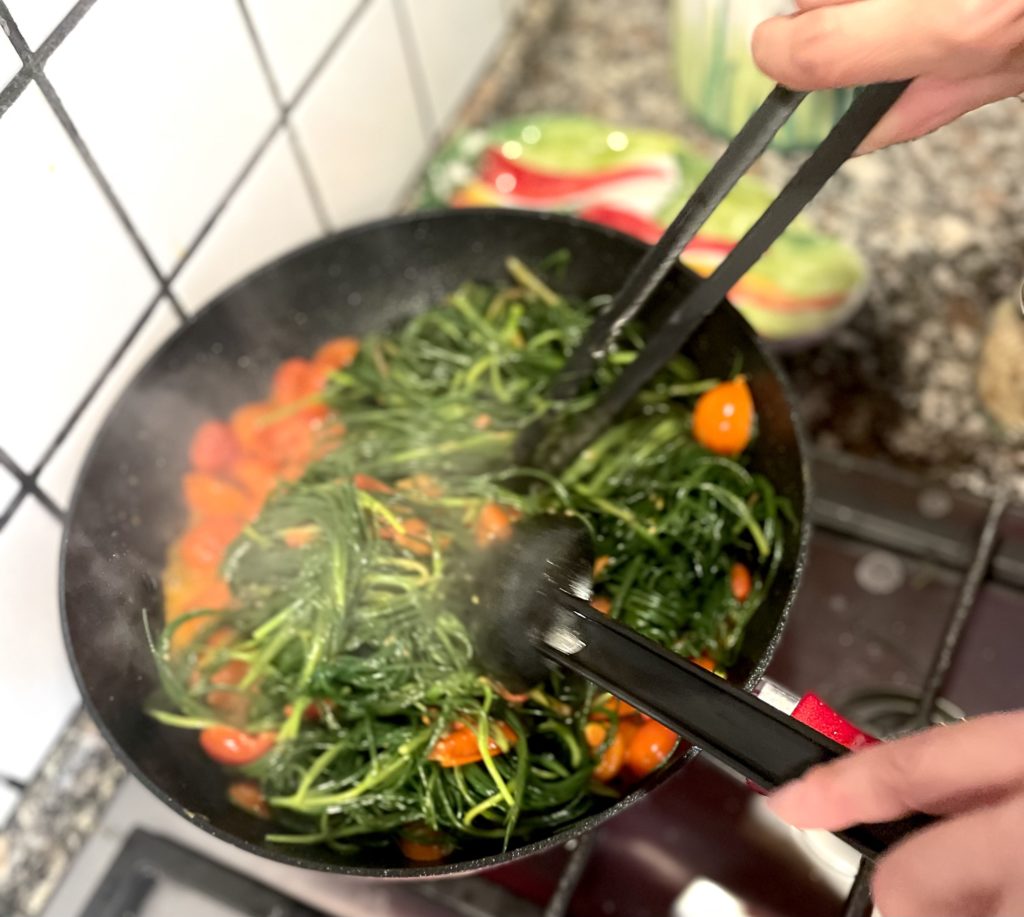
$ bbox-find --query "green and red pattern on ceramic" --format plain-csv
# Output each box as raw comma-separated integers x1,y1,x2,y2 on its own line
419,115,867,347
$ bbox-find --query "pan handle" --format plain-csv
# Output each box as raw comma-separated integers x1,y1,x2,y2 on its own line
536,595,935,861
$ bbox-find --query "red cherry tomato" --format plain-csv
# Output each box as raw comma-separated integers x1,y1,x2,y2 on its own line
199,726,276,766
271,358,313,405
730,562,752,601
189,421,239,473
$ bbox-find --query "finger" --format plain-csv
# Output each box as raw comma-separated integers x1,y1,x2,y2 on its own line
794,0,863,11
752,0,949,89
858,69,1024,153
871,796,1024,917
767,712,1024,830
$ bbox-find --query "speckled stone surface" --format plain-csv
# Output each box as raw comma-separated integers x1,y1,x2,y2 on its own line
5,2,1023,914
480,0,1024,498
0,711,123,917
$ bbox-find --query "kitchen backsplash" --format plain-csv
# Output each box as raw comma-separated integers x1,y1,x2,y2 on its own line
0,0,511,808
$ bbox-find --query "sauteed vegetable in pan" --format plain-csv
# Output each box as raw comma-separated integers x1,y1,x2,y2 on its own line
149,257,789,861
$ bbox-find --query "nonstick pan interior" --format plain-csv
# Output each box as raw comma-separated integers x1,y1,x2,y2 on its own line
61,208,809,876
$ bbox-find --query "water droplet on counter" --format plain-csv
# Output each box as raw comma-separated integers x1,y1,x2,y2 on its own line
918,487,953,519
838,632,854,648
855,551,906,595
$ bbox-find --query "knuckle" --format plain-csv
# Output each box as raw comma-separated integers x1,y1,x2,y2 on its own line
788,10,848,87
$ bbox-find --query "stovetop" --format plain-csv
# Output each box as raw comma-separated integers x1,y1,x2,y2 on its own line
46,450,1024,917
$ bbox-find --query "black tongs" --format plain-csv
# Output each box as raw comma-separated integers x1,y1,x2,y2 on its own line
516,80,910,471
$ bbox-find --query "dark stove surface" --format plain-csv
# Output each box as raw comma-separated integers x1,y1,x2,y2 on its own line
481,451,1024,917
70,452,1024,917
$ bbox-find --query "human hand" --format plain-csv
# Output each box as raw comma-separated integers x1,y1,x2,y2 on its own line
752,0,1024,153
767,712,1024,916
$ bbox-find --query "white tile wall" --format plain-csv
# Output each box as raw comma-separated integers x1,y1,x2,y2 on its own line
46,0,278,272
0,497,80,782
3,0,74,50
0,30,20,84
0,466,18,513
0,84,157,469
39,300,182,508
0,0,508,790
402,0,507,131
245,0,361,102
293,0,428,228
174,130,321,315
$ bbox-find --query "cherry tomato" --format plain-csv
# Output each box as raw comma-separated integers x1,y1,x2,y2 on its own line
428,721,517,768
474,503,518,547
178,517,242,570
262,415,314,466
169,611,218,653
730,562,752,601
227,780,270,819
271,358,313,405
591,696,639,720
206,659,251,720
472,413,492,430
354,473,394,494
690,656,716,673
183,472,251,519
692,376,755,456
585,720,638,782
229,456,279,506
187,577,232,611
281,524,319,548
625,720,679,777
593,555,611,578
313,337,360,370
189,421,239,473
230,402,275,456
590,596,612,615
398,824,453,862
199,726,276,766
381,517,433,556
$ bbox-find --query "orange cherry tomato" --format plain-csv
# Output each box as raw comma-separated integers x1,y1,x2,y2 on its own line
229,456,279,506
169,611,218,653
354,473,394,494
730,562,752,602
281,524,319,548
474,503,518,547
590,596,612,615
472,413,492,430
382,517,433,557
206,659,250,719
199,726,276,766
692,376,755,456
230,402,275,456
313,337,360,370
187,577,232,611
591,696,639,720
183,472,251,519
428,721,517,768
262,415,315,466
398,824,453,862
625,720,679,777
227,779,270,819
271,358,313,405
690,656,716,673
585,720,638,782
178,517,243,570
593,555,610,578
189,421,239,474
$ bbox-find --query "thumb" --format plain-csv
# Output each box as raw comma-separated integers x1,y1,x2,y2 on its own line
766,712,1024,831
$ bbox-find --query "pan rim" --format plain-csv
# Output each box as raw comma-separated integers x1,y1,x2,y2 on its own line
59,206,811,878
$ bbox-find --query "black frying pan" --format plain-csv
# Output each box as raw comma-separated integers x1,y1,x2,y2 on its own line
61,208,810,877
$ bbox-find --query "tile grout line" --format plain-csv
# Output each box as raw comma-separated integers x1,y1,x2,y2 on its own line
26,292,169,487
2,0,375,518
391,0,438,144
234,0,331,230
0,448,64,525
0,0,96,118
31,72,189,321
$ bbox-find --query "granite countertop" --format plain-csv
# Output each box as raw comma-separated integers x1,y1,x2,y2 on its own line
478,0,1024,499
3,2,1022,914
